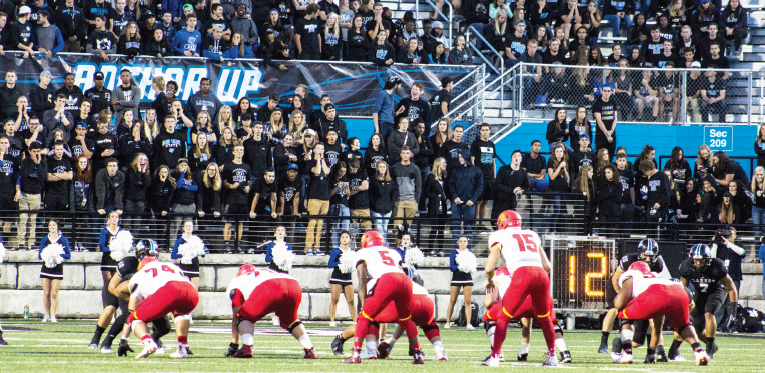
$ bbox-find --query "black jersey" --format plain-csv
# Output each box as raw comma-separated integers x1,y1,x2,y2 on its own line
116,256,139,280
679,257,728,297
618,253,665,273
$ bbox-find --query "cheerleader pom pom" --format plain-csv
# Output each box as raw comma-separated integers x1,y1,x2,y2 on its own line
404,246,424,268
0,241,6,264
339,250,356,274
456,250,478,274
271,242,296,272
178,235,206,265
41,243,65,268
109,230,134,262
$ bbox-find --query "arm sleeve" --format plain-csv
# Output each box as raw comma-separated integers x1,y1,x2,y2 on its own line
469,171,484,203
99,229,108,252
38,236,48,259
726,242,746,257
51,28,65,54
449,249,459,271
61,236,72,259
327,248,340,268
170,237,182,259
265,242,274,263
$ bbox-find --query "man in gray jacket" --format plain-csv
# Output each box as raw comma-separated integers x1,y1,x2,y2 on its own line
387,117,419,165
391,146,421,235
230,4,258,49
95,157,125,215
112,69,141,128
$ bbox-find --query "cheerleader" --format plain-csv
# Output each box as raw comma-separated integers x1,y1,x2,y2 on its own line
327,230,356,327
171,220,205,288
89,211,124,348
445,236,474,329
38,220,72,322
265,226,294,274
395,233,418,277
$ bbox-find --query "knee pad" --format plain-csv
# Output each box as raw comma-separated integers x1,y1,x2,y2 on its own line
676,323,692,335
173,314,192,324
288,320,303,333
130,319,144,330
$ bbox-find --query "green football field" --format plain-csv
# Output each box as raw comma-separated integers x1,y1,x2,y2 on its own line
0,319,763,372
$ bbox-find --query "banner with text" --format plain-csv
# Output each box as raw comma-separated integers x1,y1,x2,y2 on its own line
2,53,476,116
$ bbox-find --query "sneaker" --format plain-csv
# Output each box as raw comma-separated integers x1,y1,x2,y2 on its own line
695,350,709,366
412,349,425,365
542,352,558,367
466,324,475,330
50,316,58,323
329,321,336,327
444,322,451,329
101,346,113,354
360,347,378,359
136,340,158,358
560,350,572,363
644,353,656,364
17,244,26,251
304,347,317,359
517,352,528,361
42,315,50,322
232,344,253,358
331,335,345,355
314,249,325,256
342,349,361,364
306,249,314,256
247,248,255,254
377,341,391,359
613,352,633,364
482,353,500,367
88,343,98,349
155,345,165,354
225,244,233,254
435,346,448,361
429,250,437,257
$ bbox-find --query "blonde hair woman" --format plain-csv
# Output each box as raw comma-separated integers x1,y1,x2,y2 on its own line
751,166,765,237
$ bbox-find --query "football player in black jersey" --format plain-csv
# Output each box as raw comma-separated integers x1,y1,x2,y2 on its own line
677,243,738,359
600,238,673,362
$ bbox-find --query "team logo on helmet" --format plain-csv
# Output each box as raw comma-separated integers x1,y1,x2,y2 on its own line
497,210,522,230
136,239,159,260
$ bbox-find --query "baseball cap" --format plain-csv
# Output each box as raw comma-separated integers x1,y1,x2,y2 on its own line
241,113,253,121
303,128,317,137
75,122,88,129
579,133,590,141
94,14,106,21
700,0,709,3
94,72,105,80
183,3,193,11
432,21,443,29
287,163,299,171
691,61,701,68
18,6,31,15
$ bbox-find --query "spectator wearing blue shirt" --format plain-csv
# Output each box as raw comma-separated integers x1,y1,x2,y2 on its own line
327,230,356,327
162,0,182,21
446,236,474,329
32,10,64,57
223,32,254,59
264,225,294,273
38,219,71,323
201,25,230,60
373,76,402,142
172,14,202,56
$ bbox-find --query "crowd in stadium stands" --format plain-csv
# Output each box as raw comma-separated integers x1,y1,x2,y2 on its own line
0,0,756,256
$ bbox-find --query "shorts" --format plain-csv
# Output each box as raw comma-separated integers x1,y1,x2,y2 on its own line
237,278,302,329
40,263,64,280
634,95,654,107
133,281,199,323
0,193,18,220
101,252,118,272
632,319,649,345
224,203,248,221
358,272,413,322
619,284,692,334
478,179,495,201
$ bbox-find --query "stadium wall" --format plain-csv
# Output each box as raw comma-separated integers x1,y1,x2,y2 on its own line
0,252,761,319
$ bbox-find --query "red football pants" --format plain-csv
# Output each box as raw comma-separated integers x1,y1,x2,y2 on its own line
237,279,302,330
355,273,418,344
133,281,199,323
619,284,691,331
371,294,439,340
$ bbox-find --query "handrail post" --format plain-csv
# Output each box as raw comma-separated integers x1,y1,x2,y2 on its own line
681,69,687,125
415,0,419,22
748,71,753,126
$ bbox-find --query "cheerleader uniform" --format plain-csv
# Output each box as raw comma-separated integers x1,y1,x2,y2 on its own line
98,227,122,272
38,234,72,280
449,248,474,287
327,247,353,286
395,246,418,278
171,236,206,278
265,241,294,274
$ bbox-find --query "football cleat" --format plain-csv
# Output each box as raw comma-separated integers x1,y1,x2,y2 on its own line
117,340,133,357
136,340,158,358
708,342,718,359
272,316,280,326
170,344,188,359
0,338,8,346
377,341,391,359
185,345,194,355
598,344,609,354
695,350,709,366
360,347,378,359
225,343,239,357
435,346,448,361
232,345,253,358
155,340,165,354
87,343,98,349
517,352,528,361
304,347,317,359
614,352,633,364
101,346,113,354
331,335,345,355
342,349,361,364
542,352,558,367
412,349,425,365
483,354,501,367
668,347,687,361
560,350,572,363
645,354,656,364
498,353,505,362
656,349,668,362
610,337,623,359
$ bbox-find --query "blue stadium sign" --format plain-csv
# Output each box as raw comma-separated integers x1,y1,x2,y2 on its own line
705,126,733,152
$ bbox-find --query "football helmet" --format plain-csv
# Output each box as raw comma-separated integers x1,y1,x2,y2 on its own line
136,239,159,260
361,230,385,249
138,256,157,270
637,238,659,263
689,243,712,271
237,264,256,277
497,210,522,230
628,261,651,275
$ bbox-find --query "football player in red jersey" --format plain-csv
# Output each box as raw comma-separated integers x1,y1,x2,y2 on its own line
613,261,709,366
225,264,316,359
342,230,424,365
483,210,558,367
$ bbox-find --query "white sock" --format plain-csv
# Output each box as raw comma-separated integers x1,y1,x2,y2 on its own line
489,334,495,348
555,337,568,352
487,326,496,348
433,340,444,349
241,334,254,346
366,341,378,351
388,336,399,348
298,335,312,349
519,342,529,355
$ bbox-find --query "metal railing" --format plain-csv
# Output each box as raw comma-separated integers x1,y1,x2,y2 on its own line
423,0,453,45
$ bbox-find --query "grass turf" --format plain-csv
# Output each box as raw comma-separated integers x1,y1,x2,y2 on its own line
0,319,763,372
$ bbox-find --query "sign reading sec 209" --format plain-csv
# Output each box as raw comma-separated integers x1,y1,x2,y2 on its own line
704,126,733,152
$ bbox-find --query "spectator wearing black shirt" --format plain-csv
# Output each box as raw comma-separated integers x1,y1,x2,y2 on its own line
0,136,20,233
521,140,548,191
396,83,431,136
699,23,725,61
149,164,175,226
123,152,150,231
249,168,279,247
596,164,621,230
639,25,665,66
44,141,72,212
243,121,271,178
656,40,680,68
639,158,671,222
546,108,570,153
305,142,331,255
84,72,112,120
29,71,55,121
674,26,699,60
314,104,347,143
119,121,152,169
633,69,659,121
222,142,251,252
43,95,74,147
94,157,124,216
368,27,395,66
429,78,453,125
365,2,390,42
484,10,511,61
11,6,34,57
711,151,747,188
721,0,747,54
690,0,722,38
321,13,343,61
86,15,117,61
413,120,433,212
701,42,729,79
569,134,596,181
556,0,579,40
295,4,321,60
504,19,528,66
55,73,84,121
347,157,371,231
22,116,46,154
592,86,617,160
347,15,368,61
700,67,726,121
471,124,496,228
541,38,568,68
654,61,681,123
153,115,187,168
203,4,231,40
278,164,303,231
492,150,529,221
519,39,543,108
257,94,279,123
17,143,46,249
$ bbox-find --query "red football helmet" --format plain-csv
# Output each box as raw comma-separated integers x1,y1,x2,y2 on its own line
237,264,256,277
361,230,386,249
628,261,651,275
138,256,157,270
495,266,510,277
497,210,522,230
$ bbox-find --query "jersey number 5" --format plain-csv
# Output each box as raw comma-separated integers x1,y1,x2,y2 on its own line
144,265,176,277
378,251,396,266
512,234,538,252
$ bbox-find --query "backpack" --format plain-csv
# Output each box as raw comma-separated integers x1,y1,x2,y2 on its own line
456,301,480,327
735,305,764,333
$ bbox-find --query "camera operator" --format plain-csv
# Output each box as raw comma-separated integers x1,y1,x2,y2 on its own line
709,227,745,332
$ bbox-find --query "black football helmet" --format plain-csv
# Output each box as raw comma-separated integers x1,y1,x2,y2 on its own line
689,243,712,271
136,239,159,260
638,238,659,263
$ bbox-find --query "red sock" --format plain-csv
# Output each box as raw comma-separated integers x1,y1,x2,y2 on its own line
141,335,153,343
425,327,440,341
178,336,188,345
353,341,362,350
367,323,380,340
411,342,421,350
492,317,508,355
